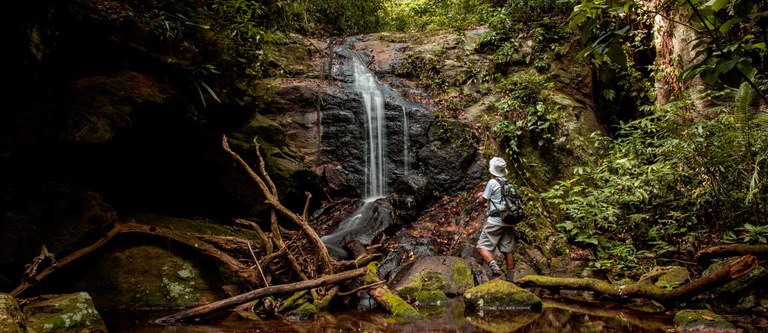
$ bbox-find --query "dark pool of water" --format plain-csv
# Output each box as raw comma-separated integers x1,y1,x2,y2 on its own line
102,298,673,333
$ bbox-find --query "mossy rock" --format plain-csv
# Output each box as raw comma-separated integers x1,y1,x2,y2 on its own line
411,290,449,307
0,293,25,333
673,309,740,333
23,292,107,333
286,302,318,321
73,244,223,309
464,279,542,311
655,267,690,289
391,256,474,298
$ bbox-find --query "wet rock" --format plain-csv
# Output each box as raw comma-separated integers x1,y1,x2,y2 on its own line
320,200,396,259
390,256,474,301
23,292,107,333
286,302,318,321
673,309,741,333
464,279,542,311
0,294,25,333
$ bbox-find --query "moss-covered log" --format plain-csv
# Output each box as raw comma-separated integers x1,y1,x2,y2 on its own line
517,255,760,303
363,263,422,321
694,244,768,264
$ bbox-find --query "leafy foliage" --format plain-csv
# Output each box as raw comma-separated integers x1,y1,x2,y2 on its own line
379,0,494,32
543,92,768,273
569,0,767,91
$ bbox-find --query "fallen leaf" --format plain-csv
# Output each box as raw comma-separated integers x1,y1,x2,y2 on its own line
702,315,714,321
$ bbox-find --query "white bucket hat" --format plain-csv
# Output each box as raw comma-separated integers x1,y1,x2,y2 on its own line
489,157,508,177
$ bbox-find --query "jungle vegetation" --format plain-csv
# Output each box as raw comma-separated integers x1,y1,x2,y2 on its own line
137,0,766,278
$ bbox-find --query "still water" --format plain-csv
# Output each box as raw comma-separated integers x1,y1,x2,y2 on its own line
103,298,672,333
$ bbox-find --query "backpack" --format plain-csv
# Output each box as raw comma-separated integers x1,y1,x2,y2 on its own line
490,178,525,225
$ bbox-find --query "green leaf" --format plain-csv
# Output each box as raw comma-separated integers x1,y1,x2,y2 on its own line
706,0,728,11
719,18,741,33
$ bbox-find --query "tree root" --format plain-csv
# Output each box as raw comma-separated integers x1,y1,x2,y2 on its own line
516,255,760,303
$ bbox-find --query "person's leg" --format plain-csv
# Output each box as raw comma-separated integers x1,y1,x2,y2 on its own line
498,227,516,281
476,223,503,277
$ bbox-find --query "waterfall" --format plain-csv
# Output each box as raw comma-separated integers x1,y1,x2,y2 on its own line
352,57,386,200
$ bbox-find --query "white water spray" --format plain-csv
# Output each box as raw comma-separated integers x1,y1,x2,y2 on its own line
352,57,386,200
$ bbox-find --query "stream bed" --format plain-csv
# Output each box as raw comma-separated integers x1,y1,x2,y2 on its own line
102,298,673,332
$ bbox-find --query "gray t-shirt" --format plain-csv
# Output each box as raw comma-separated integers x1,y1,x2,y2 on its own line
482,177,513,226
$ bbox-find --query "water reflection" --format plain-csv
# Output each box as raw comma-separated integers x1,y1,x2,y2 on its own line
104,298,672,333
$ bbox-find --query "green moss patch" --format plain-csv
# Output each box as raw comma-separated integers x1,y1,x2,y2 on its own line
673,309,739,333
23,292,107,333
464,279,541,311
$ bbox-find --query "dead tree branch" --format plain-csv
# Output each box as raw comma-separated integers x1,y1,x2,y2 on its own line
10,220,261,297
694,244,768,264
222,135,333,274
153,267,368,324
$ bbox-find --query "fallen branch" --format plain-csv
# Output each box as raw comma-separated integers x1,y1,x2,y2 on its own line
10,220,260,297
516,255,760,303
694,244,768,264
153,267,368,324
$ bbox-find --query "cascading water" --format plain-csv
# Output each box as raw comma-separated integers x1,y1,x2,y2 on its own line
352,56,386,200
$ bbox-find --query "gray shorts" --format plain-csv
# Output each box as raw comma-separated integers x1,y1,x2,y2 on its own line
476,221,515,253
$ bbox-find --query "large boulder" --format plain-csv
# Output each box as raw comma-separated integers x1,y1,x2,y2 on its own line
464,279,542,311
0,294,25,333
72,244,224,309
390,256,474,305
23,292,107,333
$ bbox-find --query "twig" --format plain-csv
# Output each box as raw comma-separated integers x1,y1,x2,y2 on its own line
338,281,386,296
246,240,269,287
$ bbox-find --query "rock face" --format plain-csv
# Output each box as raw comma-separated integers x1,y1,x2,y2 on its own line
464,279,542,311
22,292,107,333
0,294,25,333
673,309,741,333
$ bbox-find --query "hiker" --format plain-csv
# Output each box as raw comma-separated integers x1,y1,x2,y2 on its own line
476,157,516,281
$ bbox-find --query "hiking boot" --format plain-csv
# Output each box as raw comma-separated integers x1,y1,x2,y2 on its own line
505,268,515,282
488,260,503,278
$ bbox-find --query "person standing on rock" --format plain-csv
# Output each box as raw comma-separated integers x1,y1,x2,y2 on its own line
476,157,516,281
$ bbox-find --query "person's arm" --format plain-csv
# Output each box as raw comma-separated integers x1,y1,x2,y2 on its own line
478,180,492,207
477,192,487,206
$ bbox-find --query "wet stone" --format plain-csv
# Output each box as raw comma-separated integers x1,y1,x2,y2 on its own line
464,279,542,311
673,309,740,333
23,292,107,333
